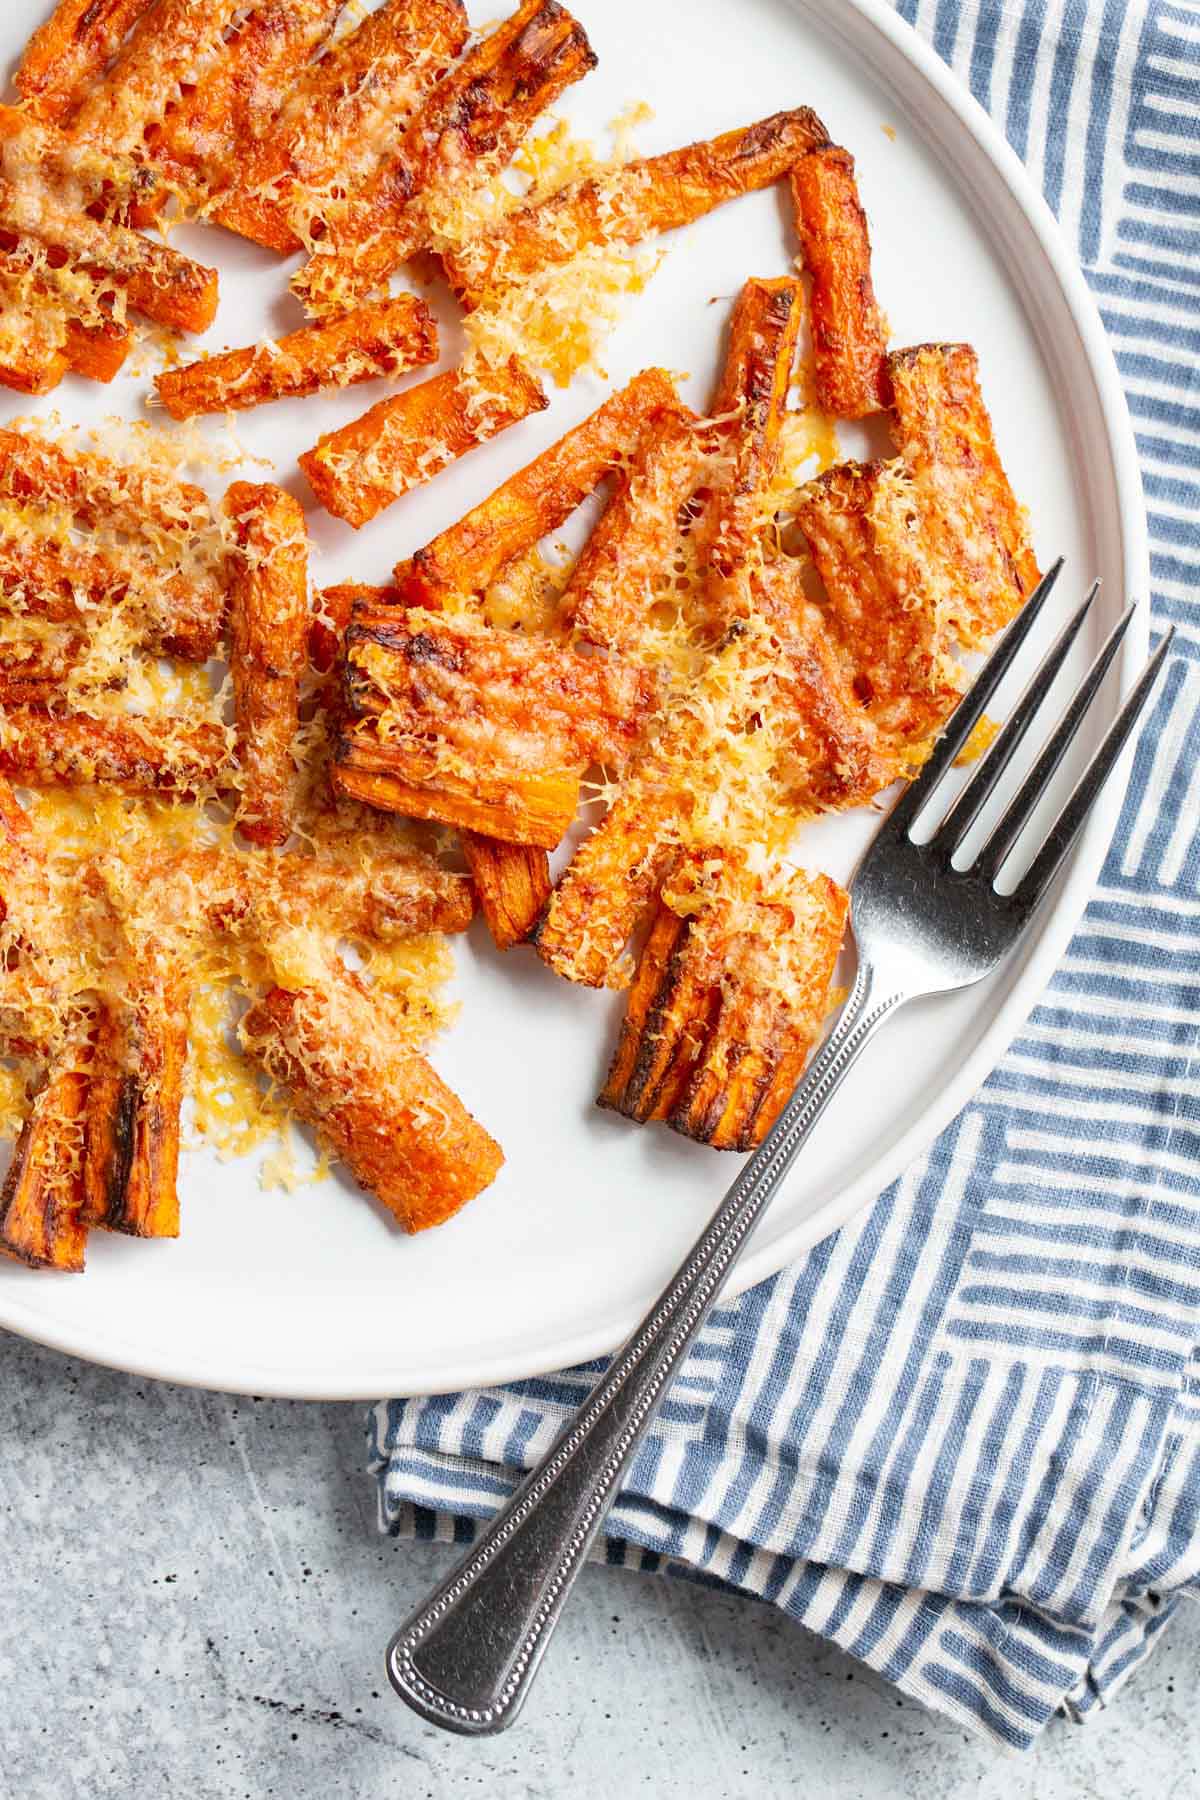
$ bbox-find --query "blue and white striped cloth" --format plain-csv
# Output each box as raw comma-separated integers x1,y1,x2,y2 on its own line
369,0,1200,1749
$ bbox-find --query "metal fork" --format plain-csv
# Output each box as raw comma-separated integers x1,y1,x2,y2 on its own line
386,562,1174,1736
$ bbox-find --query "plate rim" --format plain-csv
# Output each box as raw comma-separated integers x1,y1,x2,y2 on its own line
0,0,1150,1399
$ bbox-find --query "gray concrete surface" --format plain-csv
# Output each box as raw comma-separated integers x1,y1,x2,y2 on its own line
0,1333,1195,1800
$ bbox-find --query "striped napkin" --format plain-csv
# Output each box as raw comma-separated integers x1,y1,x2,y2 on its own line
369,0,1200,1749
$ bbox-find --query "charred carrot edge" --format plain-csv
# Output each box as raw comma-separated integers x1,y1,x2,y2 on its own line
705,276,804,613
886,343,1040,641
562,404,703,654
224,481,309,848
300,358,547,529
460,832,550,950
80,959,186,1238
216,0,469,253
0,1054,90,1271
396,367,679,606
333,732,582,848
0,534,224,663
0,423,213,543
15,0,156,123
140,0,345,210
0,708,228,798
445,106,830,307
296,0,596,313
789,146,888,420
240,980,504,1232
309,582,403,675
156,294,438,421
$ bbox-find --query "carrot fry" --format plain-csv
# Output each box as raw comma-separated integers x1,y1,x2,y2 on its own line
886,343,1040,642
600,850,848,1150
300,357,547,528
0,1049,90,1270
181,841,474,941
791,458,965,755
561,404,704,655
0,425,214,549
63,313,133,382
460,832,549,950
155,293,437,421
397,367,679,606
81,949,187,1238
0,179,218,332
15,0,156,124
141,0,346,208
296,0,596,313
337,604,659,845
0,534,224,663
0,302,70,394
445,107,829,307
240,974,503,1232
63,0,246,158
789,145,888,418
216,0,468,253
0,708,228,798
703,275,803,619
0,247,134,383
224,481,309,848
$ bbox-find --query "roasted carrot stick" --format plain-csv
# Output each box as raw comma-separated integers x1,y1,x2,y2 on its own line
224,481,309,848
15,0,156,124
789,144,888,418
296,0,596,313
0,1048,90,1271
0,534,223,663
444,108,829,307
216,0,468,252
299,357,547,528
155,293,437,420
396,367,678,605
886,343,1040,642
81,948,188,1239
63,0,246,158
240,974,503,1232
0,708,228,799
460,832,550,950
0,425,214,547
142,0,346,208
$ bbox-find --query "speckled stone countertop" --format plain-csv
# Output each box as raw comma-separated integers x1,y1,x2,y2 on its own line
1,1333,1195,1800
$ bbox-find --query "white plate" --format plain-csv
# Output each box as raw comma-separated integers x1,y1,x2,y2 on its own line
0,0,1147,1398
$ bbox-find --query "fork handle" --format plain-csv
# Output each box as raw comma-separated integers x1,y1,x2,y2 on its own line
387,957,905,1736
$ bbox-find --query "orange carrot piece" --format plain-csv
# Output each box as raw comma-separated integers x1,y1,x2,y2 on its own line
15,0,156,124
396,367,679,606
224,481,309,848
155,293,437,420
789,145,888,418
299,358,547,528
296,0,596,313
445,107,829,306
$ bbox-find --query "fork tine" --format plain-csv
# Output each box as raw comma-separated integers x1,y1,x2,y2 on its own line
976,602,1135,880
1012,627,1175,916
885,558,1064,837
931,582,1100,856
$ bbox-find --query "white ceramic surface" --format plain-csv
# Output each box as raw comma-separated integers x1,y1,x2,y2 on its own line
0,0,1148,1398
